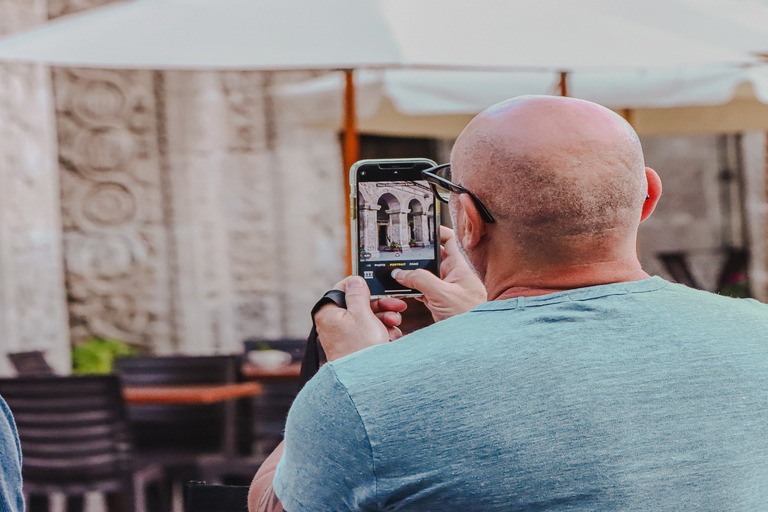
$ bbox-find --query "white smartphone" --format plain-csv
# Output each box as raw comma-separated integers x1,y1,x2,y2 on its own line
350,158,441,298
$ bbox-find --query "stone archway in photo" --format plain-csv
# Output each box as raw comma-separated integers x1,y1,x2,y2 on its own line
377,193,406,251
408,198,429,247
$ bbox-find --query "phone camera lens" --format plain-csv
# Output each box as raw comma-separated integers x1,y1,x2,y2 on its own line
361,171,366,175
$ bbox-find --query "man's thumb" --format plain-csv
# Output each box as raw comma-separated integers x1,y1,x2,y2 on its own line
343,276,371,313
392,268,442,294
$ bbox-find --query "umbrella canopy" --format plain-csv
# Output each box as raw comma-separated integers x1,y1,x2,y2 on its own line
281,65,768,116
0,0,755,71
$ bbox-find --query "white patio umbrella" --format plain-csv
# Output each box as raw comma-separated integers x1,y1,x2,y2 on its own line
0,0,757,269
280,65,768,119
0,0,755,70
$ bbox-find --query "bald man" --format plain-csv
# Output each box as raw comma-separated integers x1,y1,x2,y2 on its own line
249,96,768,511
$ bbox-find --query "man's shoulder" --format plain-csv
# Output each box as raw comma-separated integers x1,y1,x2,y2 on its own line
662,281,768,315
325,311,480,388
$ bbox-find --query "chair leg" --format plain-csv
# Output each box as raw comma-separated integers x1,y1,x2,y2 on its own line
27,494,49,512
171,481,184,512
105,489,135,512
64,496,84,512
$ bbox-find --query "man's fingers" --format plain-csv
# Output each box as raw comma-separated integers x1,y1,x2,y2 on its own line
387,326,403,341
371,297,408,314
341,275,373,314
440,227,463,260
392,268,445,296
375,310,402,327
439,225,455,245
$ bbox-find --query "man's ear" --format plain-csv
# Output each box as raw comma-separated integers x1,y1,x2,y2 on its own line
457,194,487,250
640,167,662,222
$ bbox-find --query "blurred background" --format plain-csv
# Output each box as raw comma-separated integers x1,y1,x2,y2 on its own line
0,0,767,373
1,1,768,510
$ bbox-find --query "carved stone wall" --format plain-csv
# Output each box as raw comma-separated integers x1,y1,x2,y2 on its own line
163,70,346,351
1,0,350,359
53,68,174,351
0,0,70,375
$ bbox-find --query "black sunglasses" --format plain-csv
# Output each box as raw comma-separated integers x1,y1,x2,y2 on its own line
422,163,496,223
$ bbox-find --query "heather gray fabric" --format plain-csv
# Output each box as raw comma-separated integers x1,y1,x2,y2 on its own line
274,277,768,511
0,395,23,512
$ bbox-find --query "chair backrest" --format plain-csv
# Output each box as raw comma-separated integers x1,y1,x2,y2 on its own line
7,351,54,376
184,483,249,512
114,355,240,453
115,355,239,386
0,375,133,486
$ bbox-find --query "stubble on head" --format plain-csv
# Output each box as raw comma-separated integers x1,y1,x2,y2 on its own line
450,95,648,269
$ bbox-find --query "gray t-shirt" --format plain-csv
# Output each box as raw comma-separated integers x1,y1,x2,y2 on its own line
275,277,768,511
0,395,23,512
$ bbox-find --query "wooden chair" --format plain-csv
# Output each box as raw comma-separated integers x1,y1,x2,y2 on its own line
0,375,165,512
6,351,54,376
114,355,264,504
115,355,240,456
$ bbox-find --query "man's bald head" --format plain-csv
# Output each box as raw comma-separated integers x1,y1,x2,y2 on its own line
451,95,647,264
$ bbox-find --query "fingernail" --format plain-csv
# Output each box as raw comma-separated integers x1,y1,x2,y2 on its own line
348,276,365,288
391,269,401,279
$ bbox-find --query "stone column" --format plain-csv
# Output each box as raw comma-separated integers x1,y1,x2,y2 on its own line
0,0,69,374
163,71,239,353
428,210,435,244
360,205,380,257
163,69,347,347
416,213,430,246
387,209,412,251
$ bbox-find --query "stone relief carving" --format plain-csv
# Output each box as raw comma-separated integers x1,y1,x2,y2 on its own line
53,68,173,350
0,0,46,36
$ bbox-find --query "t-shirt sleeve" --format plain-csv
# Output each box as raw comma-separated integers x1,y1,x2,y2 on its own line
0,396,24,512
273,364,378,512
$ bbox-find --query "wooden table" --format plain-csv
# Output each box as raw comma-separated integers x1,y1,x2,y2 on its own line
123,382,262,404
241,362,301,381
123,382,262,456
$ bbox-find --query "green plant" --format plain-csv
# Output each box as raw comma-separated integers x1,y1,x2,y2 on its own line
71,337,140,375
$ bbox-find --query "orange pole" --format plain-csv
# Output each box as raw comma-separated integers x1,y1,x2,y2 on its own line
622,108,634,126
558,71,569,97
343,69,359,276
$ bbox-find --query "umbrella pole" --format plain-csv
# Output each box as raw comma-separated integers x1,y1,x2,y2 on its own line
622,108,634,126
558,71,569,97
343,69,359,276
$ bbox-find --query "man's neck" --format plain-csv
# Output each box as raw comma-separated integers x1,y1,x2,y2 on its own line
485,260,651,302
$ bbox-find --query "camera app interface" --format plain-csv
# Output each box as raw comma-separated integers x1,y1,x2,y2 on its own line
358,179,438,295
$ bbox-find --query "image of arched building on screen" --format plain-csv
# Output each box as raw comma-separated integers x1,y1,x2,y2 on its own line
358,182,436,262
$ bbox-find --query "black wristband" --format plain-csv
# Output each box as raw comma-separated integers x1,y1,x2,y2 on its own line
300,290,347,385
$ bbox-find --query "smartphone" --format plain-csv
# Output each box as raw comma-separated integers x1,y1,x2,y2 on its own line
350,158,441,298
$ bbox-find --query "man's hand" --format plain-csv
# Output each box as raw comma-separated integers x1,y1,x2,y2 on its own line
393,226,486,322
315,276,407,361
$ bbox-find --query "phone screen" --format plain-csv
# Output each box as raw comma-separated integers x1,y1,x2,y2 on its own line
356,162,439,296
